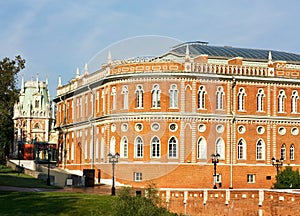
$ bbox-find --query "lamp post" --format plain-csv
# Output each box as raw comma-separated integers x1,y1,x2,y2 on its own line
211,153,220,189
47,146,51,186
272,156,283,175
107,152,119,196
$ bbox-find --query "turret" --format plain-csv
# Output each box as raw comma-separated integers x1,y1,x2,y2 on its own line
184,44,192,72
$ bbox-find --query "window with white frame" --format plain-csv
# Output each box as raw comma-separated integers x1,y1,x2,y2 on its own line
135,85,144,108
122,85,129,110
120,136,128,158
95,139,99,160
256,88,265,112
102,89,105,113
238,87,246,111
278,90,286,113
169,84,178,108
134,172,142,181
247,174,255,183
134,136,144,158
290,144,295,161
198,85,206,109
80,97,83,117
84,140,88,160
291,90,299,113
96,91,100,113
110,136,116,155
237,139,246,160
256,139,265,160
197,137,207,159
86,94,89,117
151,84,161,108
216,86,224,110
281,144,286,160
151,136,160,158
168,136,178,158
216,138,225,159
111,87,117,111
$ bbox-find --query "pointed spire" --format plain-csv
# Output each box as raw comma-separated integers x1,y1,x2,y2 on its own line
58,76,62,87
76,67,80,79
84,63,88,75
184,44,192,72
36,72,39,92
185,44,190,62
268,51,272,62
21,73,24,93
46,74,48,86
107,50,112,64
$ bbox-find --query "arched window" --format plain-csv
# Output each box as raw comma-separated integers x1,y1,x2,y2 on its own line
237,139,246,160
278,90,286,113
256,139,265,160
34,123,40,129
101,89,105,112
281,144,286,160
216,138,225,159
168,136,178,158
197,137,207,159
169,84,178,108
95,139,99,160
120,136,128,158
151,84,161,108
135,85,144,108
151,136,160,158
216,86,224,110
198,85,206,109
35,99,39,108
111,87,117,110
290,144,295,161
122,85,129,110
134,136,143,158
110,136,116,155
291,90,299,113
238,88,246,111
256,88,265,112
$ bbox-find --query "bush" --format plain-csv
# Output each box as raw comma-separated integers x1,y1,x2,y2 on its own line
113,186,177,216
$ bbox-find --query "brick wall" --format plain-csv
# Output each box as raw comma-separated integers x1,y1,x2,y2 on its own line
159,189,300,216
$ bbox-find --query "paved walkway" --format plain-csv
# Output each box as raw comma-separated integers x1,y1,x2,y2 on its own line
0,185,112,194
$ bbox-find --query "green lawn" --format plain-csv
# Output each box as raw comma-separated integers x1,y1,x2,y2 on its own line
0,191,114,216
0,165,60,189
0,165,176,216
0,165,114,215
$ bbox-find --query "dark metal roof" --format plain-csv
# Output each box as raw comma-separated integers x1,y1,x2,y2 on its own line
170,42,300,63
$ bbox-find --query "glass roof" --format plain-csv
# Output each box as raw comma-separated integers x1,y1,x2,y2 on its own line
170,42,300,63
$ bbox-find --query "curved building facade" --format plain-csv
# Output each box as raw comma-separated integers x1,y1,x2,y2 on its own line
54,41,300,189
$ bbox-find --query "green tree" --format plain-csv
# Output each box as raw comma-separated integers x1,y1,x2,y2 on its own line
273,166,300,189
0,55,25,160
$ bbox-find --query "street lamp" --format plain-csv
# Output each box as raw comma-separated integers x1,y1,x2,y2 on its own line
272,156,283,175
107,152,120,196
211,153,220,189
47,146,52,186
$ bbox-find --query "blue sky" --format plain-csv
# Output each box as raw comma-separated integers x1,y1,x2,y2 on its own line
1,0,300,98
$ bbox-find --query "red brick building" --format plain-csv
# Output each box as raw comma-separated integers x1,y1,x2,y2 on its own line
53,41,300,189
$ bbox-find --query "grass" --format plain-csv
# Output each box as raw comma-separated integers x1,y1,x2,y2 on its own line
0,191,114,216
0,165,176,216
0,165,60,189
0,164,115,215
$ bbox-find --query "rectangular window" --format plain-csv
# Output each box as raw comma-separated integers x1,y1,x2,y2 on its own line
247,174,255,183
134,172,142,182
